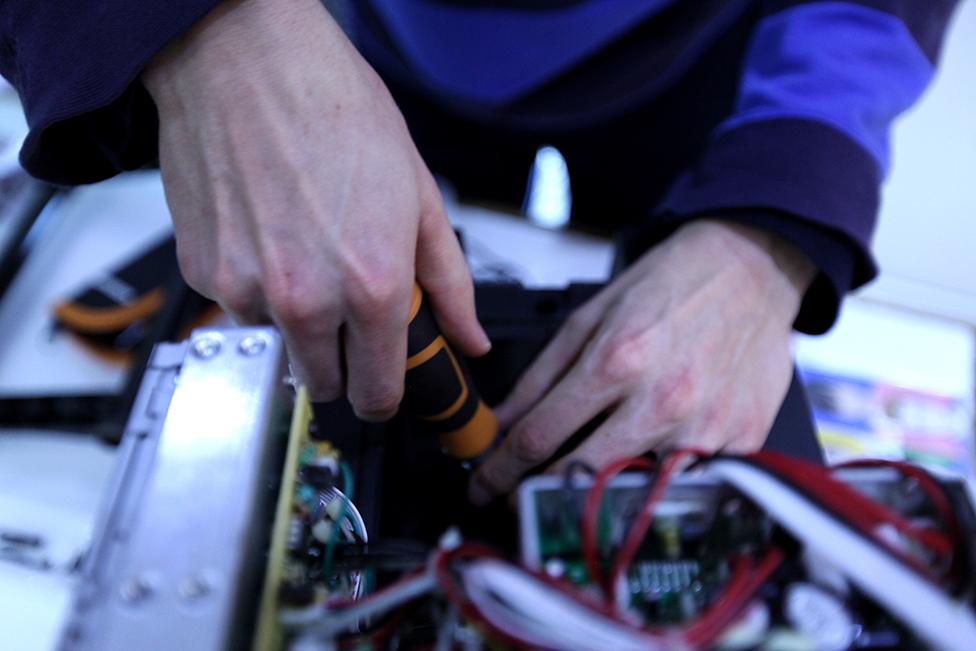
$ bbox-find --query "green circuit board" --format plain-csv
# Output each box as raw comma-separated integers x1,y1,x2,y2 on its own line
524,476,772,623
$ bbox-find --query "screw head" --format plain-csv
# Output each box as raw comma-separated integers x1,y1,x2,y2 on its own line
119,575,154,604
238,335,267,356
191,335,222,359
178,574,212,602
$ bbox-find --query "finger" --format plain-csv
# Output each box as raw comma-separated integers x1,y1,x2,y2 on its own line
344,279,412,421
494,296,608,428
546,399,676,475
468,361,619,505
276,315,344,403
415,192,491,357
715,346,792,454
218,294,271,326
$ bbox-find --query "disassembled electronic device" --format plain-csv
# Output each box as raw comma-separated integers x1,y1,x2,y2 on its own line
58,326,976,651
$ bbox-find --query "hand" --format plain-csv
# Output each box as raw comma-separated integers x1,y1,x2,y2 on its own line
143,0,489,419
469,219,815,505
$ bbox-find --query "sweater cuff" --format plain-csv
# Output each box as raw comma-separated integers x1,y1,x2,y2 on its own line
7,0,223,185
652,117,879,283
626,116,883,333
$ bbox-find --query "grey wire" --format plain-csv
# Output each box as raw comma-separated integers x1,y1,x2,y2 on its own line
307,569,438,638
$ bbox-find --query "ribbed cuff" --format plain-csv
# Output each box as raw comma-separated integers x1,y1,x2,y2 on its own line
657,117,879,285
9,0,224,184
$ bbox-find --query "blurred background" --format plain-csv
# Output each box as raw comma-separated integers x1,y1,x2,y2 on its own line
0,3,974,649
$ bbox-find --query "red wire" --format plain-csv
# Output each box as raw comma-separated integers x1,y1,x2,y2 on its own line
336,607,410,649
593,449,784,648
748,452,945,580
437,538,783,650
681,547,784,649
433,543,541,650
835,458,960,564
780,454,951,559
580,456,655,595
608,449,704,607
436,543,671,650
433,453,957,650
325,566,430,611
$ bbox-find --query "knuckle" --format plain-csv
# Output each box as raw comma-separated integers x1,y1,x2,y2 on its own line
300,364,344,404
175,247,210,297
691,424,727,452
476,462,506,494
652,367,697,422
595,332,652,385
349,269,404,317
698,399,731,438
264,266,328,328
270,294,324,328
311,383,344,404
506,426,551,466
353,385,403,420
304,375,343,404
212,261,260,318
732,404,769,447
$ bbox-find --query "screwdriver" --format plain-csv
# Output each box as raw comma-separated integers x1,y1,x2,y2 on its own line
403,283,498,460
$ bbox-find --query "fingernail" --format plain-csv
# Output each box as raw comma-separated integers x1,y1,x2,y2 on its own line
468,477,493,506
477,330,492,354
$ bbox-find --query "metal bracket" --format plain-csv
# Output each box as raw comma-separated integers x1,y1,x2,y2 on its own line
60,327,291,651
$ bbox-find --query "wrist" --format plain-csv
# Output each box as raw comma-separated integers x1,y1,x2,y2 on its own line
142,0,350,117
142,0,241,109
677,219,816,325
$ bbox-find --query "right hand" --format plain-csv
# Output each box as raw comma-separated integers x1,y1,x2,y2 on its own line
143,0,489,419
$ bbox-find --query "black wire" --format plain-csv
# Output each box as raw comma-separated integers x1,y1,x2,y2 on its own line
561,460,596,494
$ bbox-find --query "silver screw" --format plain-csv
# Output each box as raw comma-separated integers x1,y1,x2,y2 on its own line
238,335,267,356
191,335,222,359
178,575,212,602
119,575,154,604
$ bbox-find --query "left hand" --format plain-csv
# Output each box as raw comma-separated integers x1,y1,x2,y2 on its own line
468,219,815,505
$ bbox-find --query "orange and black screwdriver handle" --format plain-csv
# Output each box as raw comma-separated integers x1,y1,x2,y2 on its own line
403,283,498,460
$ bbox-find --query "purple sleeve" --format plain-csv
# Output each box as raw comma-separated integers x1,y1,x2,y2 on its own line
0,0,223,184
652,0,958,334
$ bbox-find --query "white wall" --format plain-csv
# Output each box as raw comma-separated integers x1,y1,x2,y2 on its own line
862,2,976,325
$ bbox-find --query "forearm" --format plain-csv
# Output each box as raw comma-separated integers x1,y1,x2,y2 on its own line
144,0,359,117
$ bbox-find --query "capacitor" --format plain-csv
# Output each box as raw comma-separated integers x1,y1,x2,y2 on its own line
784,582,858,651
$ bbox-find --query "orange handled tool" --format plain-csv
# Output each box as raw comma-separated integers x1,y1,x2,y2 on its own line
404,283,498,460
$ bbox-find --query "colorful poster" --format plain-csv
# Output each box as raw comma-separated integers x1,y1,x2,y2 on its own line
799,367,975,480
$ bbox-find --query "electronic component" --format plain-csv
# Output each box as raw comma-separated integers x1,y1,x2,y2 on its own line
518,457,976,650
57,326,976,651
254,388,367,651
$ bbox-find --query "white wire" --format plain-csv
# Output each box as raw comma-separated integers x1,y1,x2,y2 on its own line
318,487,367,598
307,569,438,638
459,559,684,651
321,488,368,542
708,459,976,651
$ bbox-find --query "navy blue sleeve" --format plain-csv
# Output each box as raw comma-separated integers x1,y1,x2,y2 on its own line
653,0,958,333
0,1,222,185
